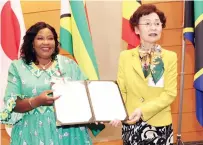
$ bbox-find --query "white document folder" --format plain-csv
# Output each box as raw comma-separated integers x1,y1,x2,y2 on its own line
52,81,128,126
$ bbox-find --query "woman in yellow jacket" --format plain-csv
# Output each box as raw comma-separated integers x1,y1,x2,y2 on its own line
110,4,177,145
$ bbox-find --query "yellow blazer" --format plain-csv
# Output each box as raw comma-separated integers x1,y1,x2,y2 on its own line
117,46,177,126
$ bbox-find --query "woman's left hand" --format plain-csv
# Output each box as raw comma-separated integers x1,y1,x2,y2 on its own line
127,108,142,124
109,119,122,127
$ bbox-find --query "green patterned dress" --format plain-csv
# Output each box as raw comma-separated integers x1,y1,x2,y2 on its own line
0,55,98,145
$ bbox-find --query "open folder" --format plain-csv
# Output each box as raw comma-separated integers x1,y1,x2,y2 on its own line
52,81,128,126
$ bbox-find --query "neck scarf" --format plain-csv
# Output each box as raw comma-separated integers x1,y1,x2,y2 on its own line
139,44,164,84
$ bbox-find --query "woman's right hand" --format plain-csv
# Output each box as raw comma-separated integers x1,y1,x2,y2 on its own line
109,119,122,127
33,90,60,107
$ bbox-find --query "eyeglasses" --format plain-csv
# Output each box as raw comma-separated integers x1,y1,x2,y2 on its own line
138,22,162,28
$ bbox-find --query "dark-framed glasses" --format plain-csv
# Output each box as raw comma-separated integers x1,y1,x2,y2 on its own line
138,22,162,27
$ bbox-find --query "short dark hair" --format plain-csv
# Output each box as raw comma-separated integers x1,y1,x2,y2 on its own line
20,22,59,65
129,4,166,30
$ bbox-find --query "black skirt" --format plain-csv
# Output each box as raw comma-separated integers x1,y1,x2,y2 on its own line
122,120,173,145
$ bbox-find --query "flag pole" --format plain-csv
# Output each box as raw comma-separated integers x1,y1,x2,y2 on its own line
176,1,185,145
176,38,185,145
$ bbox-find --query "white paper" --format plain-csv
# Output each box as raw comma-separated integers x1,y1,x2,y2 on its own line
88,81,127,121
148,76,164,88
53,81,92,124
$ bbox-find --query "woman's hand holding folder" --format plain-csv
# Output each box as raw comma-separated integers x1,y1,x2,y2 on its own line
110,108,142,127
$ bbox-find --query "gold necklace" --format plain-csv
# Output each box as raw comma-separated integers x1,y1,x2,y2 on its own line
39,60,52,70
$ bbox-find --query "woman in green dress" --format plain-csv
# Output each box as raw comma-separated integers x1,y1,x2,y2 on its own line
0,22,101,145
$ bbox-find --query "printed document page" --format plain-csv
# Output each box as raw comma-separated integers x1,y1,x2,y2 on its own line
53,81,92,125
88,81,127,121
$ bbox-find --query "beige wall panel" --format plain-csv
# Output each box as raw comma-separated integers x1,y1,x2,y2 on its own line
1,129,10,145
1,124,5,129
159,29,182,47
177,74,194,90
178,44,195,74
181,131,203,142
142,1,172,4
164,46,182,73
94,140,122,145
23,10,60,34
171,93,179,114
135,1,183,29
180,89,196,113
184,45,195,74
90,124,121,143
154,2,183,29
172,113,203,133
164,45,195,74
172,89,196,114
21,1,60,14
86,1,122,80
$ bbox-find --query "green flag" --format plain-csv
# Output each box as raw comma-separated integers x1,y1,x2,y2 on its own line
60,0,99,80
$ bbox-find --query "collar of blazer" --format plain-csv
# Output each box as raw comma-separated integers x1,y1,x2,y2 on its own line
130,45,165,80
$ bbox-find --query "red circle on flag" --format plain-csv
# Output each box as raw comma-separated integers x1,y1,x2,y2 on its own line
1,1,21,60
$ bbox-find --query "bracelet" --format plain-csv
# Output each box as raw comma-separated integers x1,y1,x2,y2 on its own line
28,98,35,109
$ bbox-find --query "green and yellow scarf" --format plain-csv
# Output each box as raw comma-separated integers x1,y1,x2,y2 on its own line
139,44,164,84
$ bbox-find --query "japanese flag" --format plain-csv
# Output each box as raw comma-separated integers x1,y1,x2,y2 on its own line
0,0,25,136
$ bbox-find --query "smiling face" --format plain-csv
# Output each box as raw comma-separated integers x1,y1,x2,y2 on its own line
135,12,163,44
33,28,55,60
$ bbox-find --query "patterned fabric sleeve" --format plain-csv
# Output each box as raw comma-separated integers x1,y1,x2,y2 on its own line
65,57,88,81
71,61,88,81
0,61,24,125
57,55,88,81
